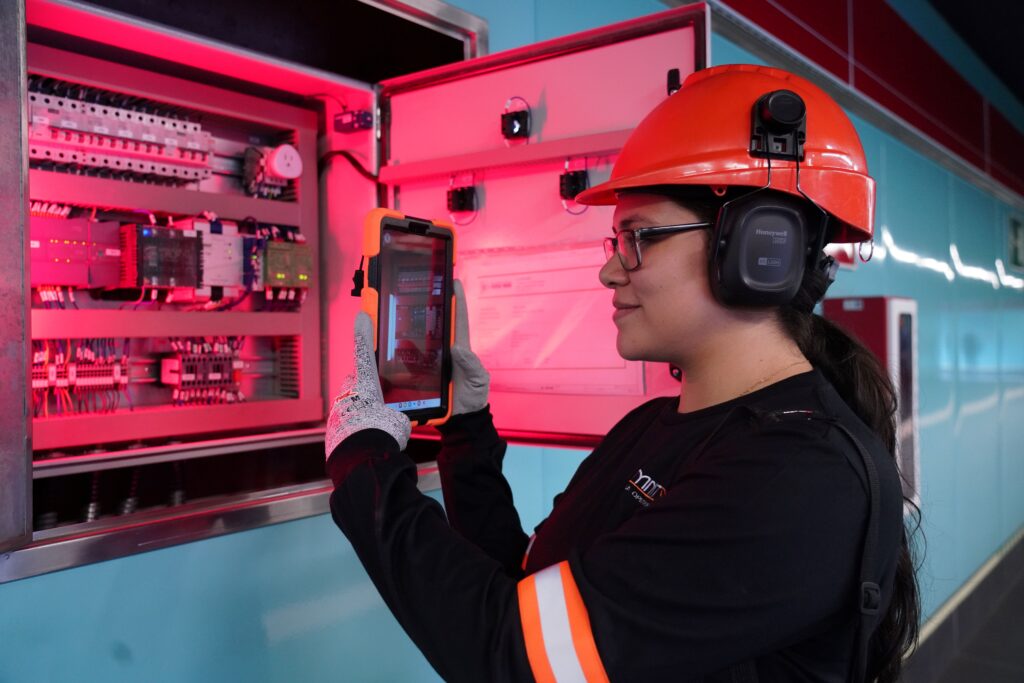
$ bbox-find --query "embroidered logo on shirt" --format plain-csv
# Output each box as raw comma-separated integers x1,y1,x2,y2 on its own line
625,469,666,507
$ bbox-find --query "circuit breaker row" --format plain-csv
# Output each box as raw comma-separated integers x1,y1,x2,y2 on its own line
27,75,303,198
28,76,213,183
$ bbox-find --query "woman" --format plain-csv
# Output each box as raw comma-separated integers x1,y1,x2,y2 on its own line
326,64,920,682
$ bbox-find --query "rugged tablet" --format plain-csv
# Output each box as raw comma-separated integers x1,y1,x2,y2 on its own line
361,209,456,427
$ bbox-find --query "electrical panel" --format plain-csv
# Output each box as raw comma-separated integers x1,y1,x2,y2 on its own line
27,43,323,455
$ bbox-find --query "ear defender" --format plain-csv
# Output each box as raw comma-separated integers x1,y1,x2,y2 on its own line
705,88,827,307
708,192,811,306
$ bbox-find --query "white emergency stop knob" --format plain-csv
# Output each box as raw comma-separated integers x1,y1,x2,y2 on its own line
266,144,303,180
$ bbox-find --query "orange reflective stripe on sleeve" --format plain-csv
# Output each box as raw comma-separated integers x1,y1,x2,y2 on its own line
517,561,610,683
558,562,609,683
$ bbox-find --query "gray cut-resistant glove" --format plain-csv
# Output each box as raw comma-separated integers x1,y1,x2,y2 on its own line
325,312,411,459
451,279,490,416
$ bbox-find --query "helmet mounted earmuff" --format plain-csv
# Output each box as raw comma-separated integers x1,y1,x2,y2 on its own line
707,88,832,307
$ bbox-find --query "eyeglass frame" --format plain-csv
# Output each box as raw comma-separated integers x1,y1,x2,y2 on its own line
604,221,713,272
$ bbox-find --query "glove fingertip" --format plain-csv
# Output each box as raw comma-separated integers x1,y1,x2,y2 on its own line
354,312,373,338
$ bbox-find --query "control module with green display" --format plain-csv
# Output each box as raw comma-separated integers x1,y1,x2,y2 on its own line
265,240,313,288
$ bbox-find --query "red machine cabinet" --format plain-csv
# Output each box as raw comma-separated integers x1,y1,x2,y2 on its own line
823,296,920,505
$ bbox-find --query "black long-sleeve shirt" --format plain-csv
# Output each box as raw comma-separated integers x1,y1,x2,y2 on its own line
327,370,905,682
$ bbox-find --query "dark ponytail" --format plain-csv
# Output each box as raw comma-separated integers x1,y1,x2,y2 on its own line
779,264,922,683
657,185,922,680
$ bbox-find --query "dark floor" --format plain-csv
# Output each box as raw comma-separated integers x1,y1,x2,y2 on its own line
932,574,1024,683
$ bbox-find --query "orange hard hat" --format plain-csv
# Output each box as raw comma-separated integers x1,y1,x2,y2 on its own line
576,64,875,243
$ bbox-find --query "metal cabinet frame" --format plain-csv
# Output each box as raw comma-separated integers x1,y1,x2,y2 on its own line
0,0,32,555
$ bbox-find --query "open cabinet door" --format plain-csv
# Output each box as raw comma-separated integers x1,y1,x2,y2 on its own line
378,3,709,443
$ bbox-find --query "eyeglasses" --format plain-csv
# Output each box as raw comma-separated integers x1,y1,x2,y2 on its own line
603,222,713,271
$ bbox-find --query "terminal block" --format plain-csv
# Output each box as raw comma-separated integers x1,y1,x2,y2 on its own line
160,337,246,406
31,338,130,418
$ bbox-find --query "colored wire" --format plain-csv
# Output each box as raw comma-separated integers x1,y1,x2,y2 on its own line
318,149,378,183
305,93,348,112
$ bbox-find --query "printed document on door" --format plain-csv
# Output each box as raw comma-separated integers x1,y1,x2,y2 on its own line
457,243,644,395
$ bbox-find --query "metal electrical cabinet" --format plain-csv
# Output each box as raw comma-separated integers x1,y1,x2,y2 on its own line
0,0,708,579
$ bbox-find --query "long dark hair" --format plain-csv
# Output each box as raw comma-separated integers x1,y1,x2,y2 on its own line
655,185,922,682
780,268,921,683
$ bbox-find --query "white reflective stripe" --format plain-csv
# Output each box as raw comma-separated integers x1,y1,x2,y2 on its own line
533,564,587,683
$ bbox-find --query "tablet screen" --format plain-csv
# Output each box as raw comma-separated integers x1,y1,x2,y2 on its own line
376,224,450,415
